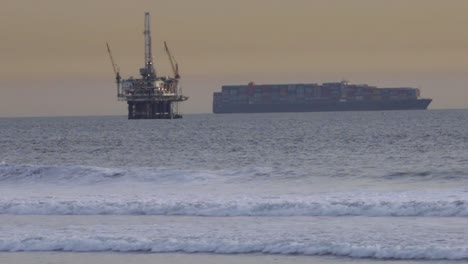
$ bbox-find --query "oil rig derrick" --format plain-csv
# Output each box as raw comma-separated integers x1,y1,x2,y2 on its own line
106,12,188,119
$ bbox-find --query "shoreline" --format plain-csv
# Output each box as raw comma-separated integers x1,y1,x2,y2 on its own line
0,252,461,264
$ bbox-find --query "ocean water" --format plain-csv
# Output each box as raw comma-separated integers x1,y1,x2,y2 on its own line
0,110,467,262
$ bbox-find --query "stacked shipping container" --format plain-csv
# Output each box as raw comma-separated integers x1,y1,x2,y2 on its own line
214,82,420,107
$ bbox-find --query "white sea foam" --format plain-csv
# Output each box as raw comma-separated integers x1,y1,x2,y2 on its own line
1,214,465,260
0,195,466,216
0,236,466,260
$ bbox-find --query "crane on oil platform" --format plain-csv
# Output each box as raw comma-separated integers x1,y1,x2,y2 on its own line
106,43,122,97
164,41,180,79
106,12,188,119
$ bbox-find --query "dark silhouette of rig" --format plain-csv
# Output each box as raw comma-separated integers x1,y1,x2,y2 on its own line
107,12,188,119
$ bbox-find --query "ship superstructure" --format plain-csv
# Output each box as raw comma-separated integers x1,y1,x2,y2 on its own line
107,12,188,119
213,81,432,113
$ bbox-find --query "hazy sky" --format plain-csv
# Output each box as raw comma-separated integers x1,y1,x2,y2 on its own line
1,0,467,117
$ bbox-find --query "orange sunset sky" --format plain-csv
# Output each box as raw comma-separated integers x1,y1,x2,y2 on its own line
1,0,467,117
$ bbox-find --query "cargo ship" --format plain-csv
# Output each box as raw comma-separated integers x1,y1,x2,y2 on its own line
213,81,432,113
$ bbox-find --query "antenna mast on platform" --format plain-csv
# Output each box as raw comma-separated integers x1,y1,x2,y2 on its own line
141,12,156,81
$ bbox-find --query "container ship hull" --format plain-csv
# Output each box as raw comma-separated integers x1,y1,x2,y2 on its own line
214,99,432,113
213,82,432,114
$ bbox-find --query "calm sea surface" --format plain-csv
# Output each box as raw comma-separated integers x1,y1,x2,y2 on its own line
0,110,467,262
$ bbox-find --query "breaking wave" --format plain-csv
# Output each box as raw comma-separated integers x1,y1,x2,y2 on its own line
1,163,467,217
0,236,466,260
1,163,467,185
0,163,218,185
1,196,466,216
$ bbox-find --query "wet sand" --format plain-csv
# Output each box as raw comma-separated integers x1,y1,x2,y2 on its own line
0,252,458,264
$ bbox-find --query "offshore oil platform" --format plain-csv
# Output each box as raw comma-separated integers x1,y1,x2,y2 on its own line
106,12,188,119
